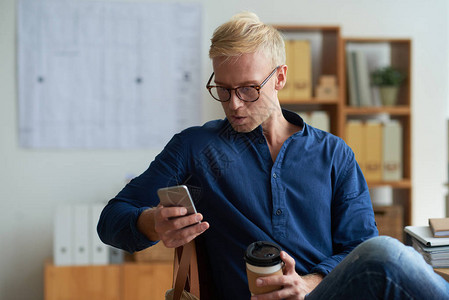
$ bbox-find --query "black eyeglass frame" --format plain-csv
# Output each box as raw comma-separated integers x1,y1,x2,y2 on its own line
205,66,280,102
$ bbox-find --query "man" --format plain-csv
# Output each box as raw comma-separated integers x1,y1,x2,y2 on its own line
98,12,449,299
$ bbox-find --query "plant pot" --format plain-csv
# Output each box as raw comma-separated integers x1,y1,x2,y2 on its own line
379,86,399,106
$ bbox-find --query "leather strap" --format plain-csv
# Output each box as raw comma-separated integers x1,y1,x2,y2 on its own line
172,241,199,300
188,242,199,296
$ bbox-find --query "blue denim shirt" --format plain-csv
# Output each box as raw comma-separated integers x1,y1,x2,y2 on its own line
98,109,378,299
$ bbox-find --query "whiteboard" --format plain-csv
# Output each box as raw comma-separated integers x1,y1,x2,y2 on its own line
18,0,202,148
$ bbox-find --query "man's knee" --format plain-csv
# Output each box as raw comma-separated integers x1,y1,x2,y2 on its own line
356,236,403,257
351,236,426,273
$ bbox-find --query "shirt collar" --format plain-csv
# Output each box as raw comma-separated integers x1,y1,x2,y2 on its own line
223,108,306,137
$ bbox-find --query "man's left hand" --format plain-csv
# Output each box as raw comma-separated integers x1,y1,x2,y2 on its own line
251,251,324,300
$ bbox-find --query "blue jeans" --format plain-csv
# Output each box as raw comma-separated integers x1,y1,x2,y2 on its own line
306,236,449,300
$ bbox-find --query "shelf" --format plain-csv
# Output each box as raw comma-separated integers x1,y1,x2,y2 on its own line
280,99,339,105
344,37,411,44
367,179,411,188
273,25,340,32
344,105,410,115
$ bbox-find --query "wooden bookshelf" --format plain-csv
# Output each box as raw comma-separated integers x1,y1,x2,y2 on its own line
342,38,412,229
272,25,413,238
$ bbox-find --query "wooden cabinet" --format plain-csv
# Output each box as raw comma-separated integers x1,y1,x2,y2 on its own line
342,38,412,234
273,25,412,238
122,262,173,300
44,261,121,300
44,260,173,300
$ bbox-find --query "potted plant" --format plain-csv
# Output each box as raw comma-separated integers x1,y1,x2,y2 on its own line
371,66,406,106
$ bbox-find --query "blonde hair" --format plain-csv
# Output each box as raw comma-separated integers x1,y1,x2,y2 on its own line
209,12,285,67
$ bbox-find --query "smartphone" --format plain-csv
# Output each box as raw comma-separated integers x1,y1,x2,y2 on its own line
157,185,197,215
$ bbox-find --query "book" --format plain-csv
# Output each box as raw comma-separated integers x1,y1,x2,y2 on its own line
346,51,359,106
410,236,449,268
382,121,403,181
353,51,372,107
404,226,449,247
429,218,449,238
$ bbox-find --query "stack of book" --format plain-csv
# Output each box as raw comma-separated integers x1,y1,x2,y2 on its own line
404,219,449,269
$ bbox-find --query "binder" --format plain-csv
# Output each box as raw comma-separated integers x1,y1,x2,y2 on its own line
364,121,382,181
278,40,294,101
383,121,403,181
109,246,124,264
91,203,109,265
54,205,73,266
345,120,365,174
310,111,330,132
405,226,449,247
291,40,312,100
73,204,90,265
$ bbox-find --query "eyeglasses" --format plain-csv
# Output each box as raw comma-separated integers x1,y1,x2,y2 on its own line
206,66,279,102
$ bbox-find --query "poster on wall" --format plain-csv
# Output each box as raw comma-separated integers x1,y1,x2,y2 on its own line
18,0,202,149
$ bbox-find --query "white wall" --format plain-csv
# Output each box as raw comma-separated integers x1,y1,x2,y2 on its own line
1,0,447,298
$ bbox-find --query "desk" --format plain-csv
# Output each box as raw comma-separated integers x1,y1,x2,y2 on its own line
435,268,449,282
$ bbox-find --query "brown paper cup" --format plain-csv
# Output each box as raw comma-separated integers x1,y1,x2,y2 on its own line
246,262,283,295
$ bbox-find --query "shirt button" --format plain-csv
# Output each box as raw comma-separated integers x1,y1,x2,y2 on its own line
258,138,264,144
273,173,277,178
276,209,283,216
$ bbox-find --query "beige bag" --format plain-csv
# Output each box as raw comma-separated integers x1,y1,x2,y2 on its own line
165,241,200,300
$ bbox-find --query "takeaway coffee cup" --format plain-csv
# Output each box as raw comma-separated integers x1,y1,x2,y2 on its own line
244,241,284,295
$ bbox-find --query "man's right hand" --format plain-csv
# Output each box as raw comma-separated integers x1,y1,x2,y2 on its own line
137,205,210,248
